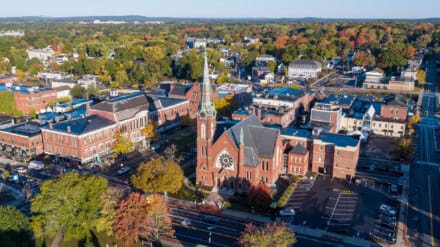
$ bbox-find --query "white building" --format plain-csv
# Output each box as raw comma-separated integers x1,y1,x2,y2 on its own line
288,59,322,79
27,47,55,62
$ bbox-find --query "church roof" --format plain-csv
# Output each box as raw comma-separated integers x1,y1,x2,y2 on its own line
225,114,279,167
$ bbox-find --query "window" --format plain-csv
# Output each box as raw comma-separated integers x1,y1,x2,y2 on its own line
201,124,206,139
335,163,339,167
319,145,323,151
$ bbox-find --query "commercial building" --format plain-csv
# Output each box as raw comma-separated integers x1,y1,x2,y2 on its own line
288,59,322,79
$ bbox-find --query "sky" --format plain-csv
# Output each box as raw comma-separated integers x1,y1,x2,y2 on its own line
1,0,439,19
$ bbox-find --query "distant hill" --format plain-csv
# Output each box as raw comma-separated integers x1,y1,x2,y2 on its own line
0,16,439,24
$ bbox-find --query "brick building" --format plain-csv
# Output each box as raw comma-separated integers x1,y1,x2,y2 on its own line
41,115,117,164
0,74,18,84
196,53,284,193
168,83,202,118
11,86,57,114
0,122,44,162
282,127,360,180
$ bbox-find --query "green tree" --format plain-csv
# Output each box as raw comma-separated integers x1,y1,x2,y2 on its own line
112,132,134,157
238,223,296,247
216,71,231,84
70,85,86,99
0,206,33,247
29,108,37,119
131,157,184,194
267,60,277,73
95,187,125,237
86,84,99,98
31,173,108,241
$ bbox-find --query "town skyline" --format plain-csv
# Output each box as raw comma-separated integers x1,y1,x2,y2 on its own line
0,0,439,19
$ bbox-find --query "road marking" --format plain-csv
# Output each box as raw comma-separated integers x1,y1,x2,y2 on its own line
325,191,342,231
428,175,435,247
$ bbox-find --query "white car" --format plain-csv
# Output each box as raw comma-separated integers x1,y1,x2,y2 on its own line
181,219,191,226
15,166,27,174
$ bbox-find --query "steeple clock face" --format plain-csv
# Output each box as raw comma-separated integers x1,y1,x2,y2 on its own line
216,151,234,169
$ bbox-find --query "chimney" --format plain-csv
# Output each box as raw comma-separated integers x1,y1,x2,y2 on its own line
88,119,92,124
49,123,53,129
67,126,71,133
55,117,59,123
86,101,90,115
257,108,262,120
66,114,71,120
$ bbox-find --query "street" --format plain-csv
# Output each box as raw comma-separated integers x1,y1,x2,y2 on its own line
408,56,440,247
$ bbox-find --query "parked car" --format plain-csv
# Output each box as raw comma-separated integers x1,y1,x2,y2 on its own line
15,166,27,174
279,209,296,216
117,166,131,175
379,204,396,216
28,161,44,170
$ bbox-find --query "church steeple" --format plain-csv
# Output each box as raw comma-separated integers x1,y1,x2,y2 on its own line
197,50,216,119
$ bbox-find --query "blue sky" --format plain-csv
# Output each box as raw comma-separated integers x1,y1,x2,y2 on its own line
1,0,439,18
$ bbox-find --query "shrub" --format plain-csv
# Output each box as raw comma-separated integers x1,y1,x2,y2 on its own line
277,182,296,208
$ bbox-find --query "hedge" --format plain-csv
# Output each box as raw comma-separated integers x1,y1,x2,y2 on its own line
277,182,297,208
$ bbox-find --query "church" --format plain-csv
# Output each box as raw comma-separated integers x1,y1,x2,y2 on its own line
196,52,284,193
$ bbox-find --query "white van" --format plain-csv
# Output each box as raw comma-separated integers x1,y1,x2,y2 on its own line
29,161,44,170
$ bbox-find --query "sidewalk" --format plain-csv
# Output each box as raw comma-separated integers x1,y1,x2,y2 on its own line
395,164,411,247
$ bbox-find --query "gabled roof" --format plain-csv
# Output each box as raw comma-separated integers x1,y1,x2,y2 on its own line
91,93,150,121
224,115,279,167
289,144,308,155
169,84,193,97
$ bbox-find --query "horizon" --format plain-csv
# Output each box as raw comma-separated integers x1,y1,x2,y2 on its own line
0,0,439,19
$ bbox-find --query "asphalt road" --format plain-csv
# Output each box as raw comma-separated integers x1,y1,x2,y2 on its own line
407,164,440,247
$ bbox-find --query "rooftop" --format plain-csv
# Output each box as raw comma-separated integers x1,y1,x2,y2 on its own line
282,128,313,139
2,122,42,137
289,59,321,69
321,94,357,108
44,115,116,135
319,133,360,148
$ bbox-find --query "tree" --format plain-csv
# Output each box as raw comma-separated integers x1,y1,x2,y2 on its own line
416,69,426,85
216,71,231,84
113,193,174,247
248,183,272,214
238,222,296,247
112,132,134,157
2,169,9,181
95,186,125,237
113,192,151,247
142,122,160,142
70,85,86,99
144,195,174,242
353,51,376,68
86,83,99,98
164,144,184,164
31,173,108,241
131,157,184,194
408,114,421,134
29,108,37,119
267,60,277,73
396,137,414,160
214,95,238,116
0,206,33,247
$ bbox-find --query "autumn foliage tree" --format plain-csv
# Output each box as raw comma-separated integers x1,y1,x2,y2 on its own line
131,157,184,194
114,192,151,246
396,137,414,161
112,132,134,157
238,222,296,247
248,183,273,214
113,193,174,246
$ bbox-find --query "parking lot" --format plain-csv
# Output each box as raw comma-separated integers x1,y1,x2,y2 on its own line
282,175,397,241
